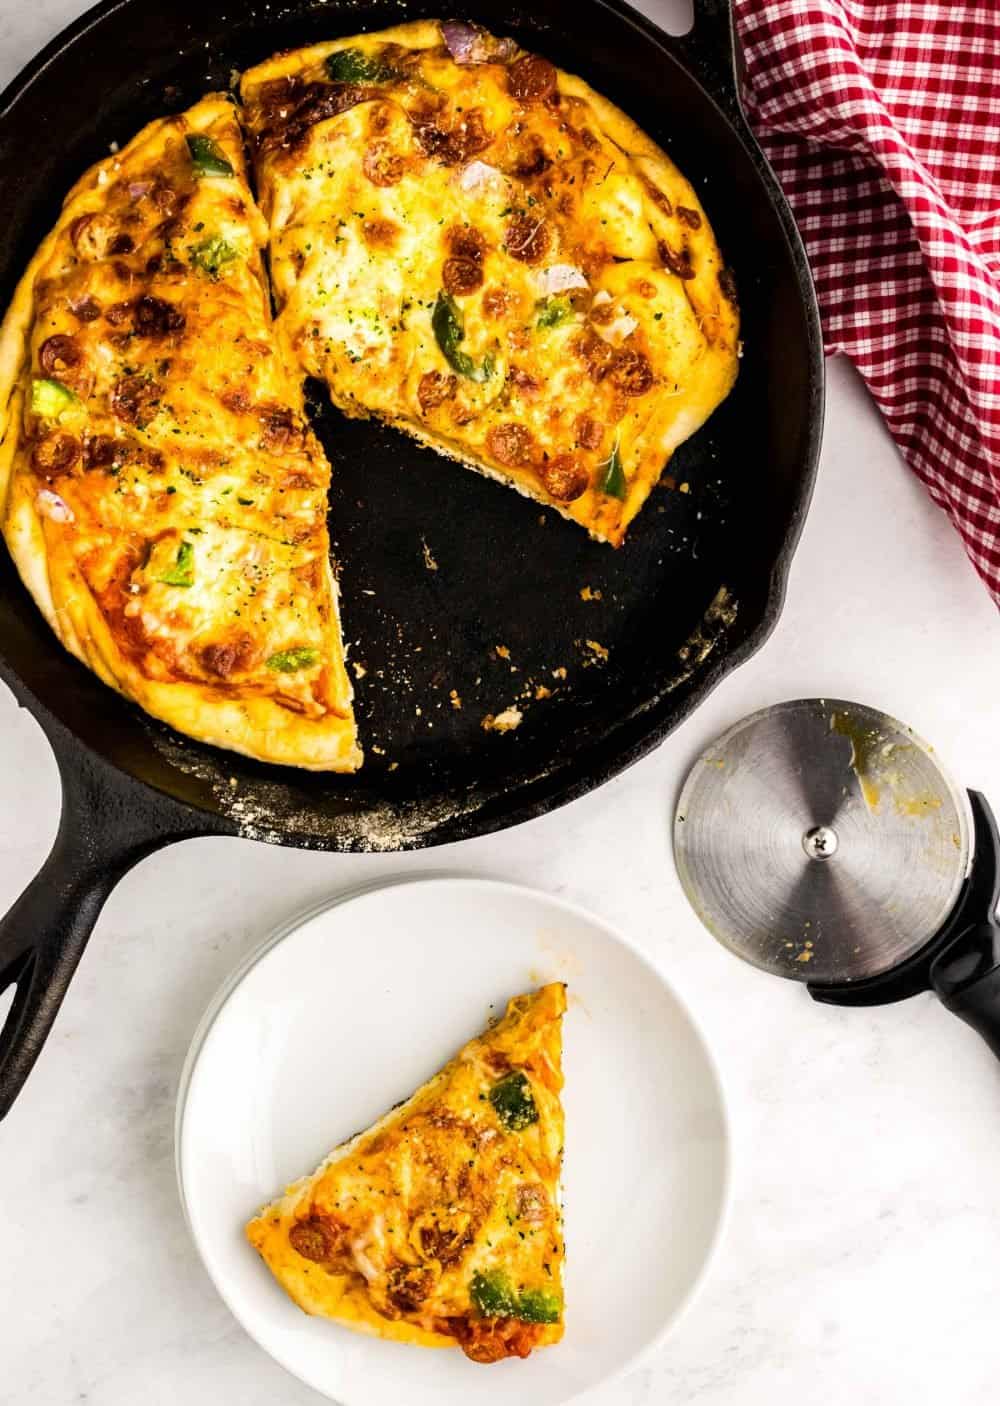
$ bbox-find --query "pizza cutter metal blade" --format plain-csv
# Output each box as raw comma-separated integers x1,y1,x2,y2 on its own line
673,699,1000,1058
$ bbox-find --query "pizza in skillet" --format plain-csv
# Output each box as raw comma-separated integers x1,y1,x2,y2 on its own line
241,19,739,546
0,96,360,770
246,983,567,1362
0,23,738,767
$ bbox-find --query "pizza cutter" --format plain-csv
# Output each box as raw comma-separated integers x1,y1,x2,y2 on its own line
673,699,1000,1057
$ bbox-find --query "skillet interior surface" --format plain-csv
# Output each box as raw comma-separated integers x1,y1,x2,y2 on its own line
0,0,823,850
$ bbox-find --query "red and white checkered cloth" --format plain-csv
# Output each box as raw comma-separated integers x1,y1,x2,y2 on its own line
732,0,1000,602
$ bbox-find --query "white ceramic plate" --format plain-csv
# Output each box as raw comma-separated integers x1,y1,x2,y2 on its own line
176,877,730,1406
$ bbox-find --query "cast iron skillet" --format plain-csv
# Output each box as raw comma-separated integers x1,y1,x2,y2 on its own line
0,0,824,1116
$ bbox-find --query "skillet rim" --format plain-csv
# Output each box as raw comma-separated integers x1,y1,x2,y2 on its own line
0,0,825,851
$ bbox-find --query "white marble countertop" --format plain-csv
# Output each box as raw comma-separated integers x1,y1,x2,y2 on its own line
3,2,1000,1402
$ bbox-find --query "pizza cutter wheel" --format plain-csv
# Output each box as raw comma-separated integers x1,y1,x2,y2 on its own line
674,699,1000,1058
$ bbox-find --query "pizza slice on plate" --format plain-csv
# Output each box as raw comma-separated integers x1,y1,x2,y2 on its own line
241,19,739,546
0,95,360,769
246,982,567,1362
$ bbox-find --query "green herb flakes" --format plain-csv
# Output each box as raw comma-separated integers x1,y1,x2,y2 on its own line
158,540,194,587
599,440,627,499
517,1288,562,1324
30,378,79,419
186,134,234,178
489,1070,538,1132
470,1271,517,1318
432,291,495,383
536,296,572,329
190,235,238,278
266,646,319,673
325,48,398,83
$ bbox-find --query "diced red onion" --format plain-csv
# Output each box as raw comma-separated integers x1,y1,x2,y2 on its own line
441,20,517,64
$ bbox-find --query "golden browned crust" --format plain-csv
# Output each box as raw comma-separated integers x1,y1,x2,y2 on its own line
0,95,361,770
246,984,567,1360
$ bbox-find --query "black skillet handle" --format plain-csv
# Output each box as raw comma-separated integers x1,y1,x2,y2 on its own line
0,728,213,1120
930,792,1000,1061
677,0,746,130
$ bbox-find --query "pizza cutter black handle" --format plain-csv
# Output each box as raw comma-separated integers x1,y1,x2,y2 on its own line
930,791,1000,1061
932,923,1000,1060
0,731,213,1120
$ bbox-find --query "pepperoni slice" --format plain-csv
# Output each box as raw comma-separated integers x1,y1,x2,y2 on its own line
482,288,510,319
363,217,400,249
504,213,551,265
31,432,81,475
386,1265,435,1313
417,371,458,414
84,435,125,470
200,636,256,678
69,213,115,261
288,1217,338,1263
112,375,160,426
39,335,81,376
507,366,541,394
508,55,558,102
540,453,589,501
487,422,535,468
575,329,615,381
414,109,491,165
134,295,185,337
442,256,484,296
610,348,654,397
363,140,406,186
105,301,133,327
575,414,604,450
446,225,487,262
71,296,101,323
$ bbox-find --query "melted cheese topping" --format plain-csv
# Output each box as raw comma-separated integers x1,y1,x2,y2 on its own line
246,983,567,1362
4,97,357,753
242,23,740,544
2,23,738,769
